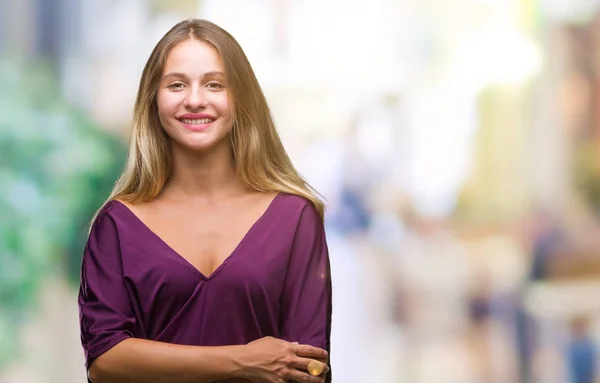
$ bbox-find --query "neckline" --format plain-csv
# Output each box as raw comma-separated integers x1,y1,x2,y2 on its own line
110,193,281,280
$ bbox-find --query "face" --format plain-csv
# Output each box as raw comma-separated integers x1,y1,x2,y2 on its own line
156,39,233,153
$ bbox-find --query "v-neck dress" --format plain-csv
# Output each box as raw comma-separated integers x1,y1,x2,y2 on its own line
78,193,332,381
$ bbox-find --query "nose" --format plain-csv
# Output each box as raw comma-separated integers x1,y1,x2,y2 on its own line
184,85,208,109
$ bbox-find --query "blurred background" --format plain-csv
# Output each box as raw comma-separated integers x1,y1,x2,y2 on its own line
3,0,600,382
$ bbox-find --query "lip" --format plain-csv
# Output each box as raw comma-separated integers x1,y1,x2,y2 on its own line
176,114,217,132
178,113,216,119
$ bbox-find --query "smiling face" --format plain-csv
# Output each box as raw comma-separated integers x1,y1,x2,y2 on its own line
156,38,233,153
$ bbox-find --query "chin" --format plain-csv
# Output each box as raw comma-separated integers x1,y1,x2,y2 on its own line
182,141,217,152
181,136,230,153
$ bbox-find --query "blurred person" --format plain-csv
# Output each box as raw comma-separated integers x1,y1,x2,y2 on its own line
322,115,375,237
566,316,597,383
466,271,495,383
78,19,331,383
387,198,474,381
516,209,565,383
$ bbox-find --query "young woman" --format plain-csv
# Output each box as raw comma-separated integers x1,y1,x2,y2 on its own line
78,18,332,383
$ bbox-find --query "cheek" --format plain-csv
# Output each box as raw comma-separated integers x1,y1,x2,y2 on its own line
156,92,180,117
215,94,233,118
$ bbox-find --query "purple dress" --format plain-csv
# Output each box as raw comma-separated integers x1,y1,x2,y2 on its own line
78,193,332,381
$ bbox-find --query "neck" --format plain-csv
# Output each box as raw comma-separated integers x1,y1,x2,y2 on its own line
161,140,245,202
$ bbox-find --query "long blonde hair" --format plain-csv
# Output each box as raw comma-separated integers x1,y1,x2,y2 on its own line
95,18,324,224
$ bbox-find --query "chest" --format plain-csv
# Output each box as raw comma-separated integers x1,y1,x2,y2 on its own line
121,207,292,320
151,207,264,276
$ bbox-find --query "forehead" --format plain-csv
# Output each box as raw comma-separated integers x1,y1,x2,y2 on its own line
163,39,224,75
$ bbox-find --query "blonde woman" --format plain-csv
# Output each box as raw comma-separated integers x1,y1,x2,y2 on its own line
78,19,332,383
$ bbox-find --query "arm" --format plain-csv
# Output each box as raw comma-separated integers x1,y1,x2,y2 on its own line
279,203,333,382
89,339,244,383
90,337,328,383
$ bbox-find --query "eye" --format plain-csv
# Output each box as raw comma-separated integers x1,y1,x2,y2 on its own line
206,82,225,90
167,82,185,90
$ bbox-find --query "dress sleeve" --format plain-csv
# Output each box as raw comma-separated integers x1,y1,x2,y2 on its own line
279,202,332,380
78,207,137,372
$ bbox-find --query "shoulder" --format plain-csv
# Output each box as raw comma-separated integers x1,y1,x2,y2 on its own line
96,199,130,222
89,199,133,237
275,194,328,253
83,201,134,277
274,193,323,231
276,193,319,218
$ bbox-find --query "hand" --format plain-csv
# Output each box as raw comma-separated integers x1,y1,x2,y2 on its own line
237,336,329,383
292,342,328,366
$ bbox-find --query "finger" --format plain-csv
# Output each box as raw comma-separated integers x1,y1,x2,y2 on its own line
311,357,328,365
294,344,328,360
292,357,330,374
286,368,326,383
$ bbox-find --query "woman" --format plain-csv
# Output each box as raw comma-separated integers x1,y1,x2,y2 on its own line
78,18,332,383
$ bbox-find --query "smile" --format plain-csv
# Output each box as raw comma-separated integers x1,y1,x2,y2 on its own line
180,118,215,124
176,116,217,132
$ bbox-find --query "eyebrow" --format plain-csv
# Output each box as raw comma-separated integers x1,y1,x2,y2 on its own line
162,71,225,80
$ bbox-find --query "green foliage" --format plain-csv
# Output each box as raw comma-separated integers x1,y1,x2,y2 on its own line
0,58,126,368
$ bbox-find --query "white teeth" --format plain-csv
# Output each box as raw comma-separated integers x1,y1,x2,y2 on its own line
182,118,214,124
